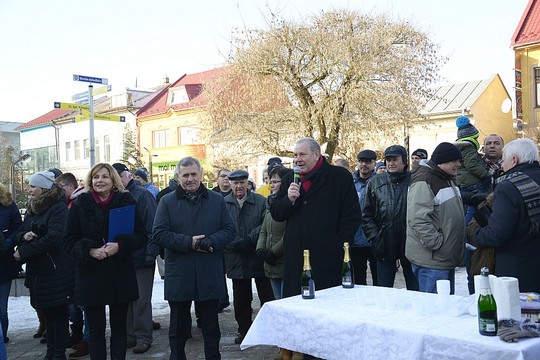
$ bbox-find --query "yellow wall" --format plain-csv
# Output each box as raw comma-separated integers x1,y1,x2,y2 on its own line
138,108,212,189
515,47,540,128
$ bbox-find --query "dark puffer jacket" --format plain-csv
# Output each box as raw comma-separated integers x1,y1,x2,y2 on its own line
64,191,146,306
362,171,411,261
0,185,23,284
14,185,73,309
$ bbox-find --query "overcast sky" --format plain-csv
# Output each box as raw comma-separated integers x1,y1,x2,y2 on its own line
0,0,529,123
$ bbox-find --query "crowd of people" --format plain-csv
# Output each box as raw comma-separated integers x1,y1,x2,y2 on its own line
1,116,540,360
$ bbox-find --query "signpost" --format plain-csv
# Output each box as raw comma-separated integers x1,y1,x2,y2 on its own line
74,112,125,122
72,74,110,167
72,85,111,101
54,102,90,111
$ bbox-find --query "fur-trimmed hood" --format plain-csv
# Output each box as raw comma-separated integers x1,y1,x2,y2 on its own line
0,185,13,207
27,185,66,215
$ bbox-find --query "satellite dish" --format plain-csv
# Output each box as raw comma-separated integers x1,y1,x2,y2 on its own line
501,98,512,114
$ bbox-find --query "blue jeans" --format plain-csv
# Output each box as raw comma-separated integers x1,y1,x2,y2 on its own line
269,278,283,300
0,281,11,339
377,256,418,291
412,264,455,294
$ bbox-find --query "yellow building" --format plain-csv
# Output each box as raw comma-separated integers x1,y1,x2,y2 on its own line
136,68,223,189
408,74,515,158
511,0,540,131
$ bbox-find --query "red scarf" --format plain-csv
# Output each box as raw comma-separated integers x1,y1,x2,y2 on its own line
300,156,324,193
91,190,115,211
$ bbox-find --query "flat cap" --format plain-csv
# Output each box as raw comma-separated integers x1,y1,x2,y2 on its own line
112,162,130,174
357,150,377,161
228,169,249,181
384,145,407,158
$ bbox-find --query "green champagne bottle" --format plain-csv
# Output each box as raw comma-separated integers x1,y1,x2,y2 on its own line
342,242,354,288
301,249,315,299
478,267,497,336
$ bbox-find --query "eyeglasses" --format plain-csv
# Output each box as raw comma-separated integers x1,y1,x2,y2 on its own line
269,180,281,184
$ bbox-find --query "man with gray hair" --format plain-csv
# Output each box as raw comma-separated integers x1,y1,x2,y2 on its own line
153,156,236,359
473,138,540,293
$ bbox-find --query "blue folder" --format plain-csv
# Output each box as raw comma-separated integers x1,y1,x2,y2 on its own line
108,205,135,242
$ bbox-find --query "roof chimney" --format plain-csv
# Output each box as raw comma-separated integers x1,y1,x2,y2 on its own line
164,75,169,84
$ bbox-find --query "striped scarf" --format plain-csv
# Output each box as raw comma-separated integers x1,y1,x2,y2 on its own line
498,171,540,234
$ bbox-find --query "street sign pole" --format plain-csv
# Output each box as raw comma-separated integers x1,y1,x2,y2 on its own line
89,85,95,167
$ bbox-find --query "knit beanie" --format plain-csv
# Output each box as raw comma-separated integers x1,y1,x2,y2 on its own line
28,171,56,189
134,168,148,182
456,116,480,149
431,142,462,165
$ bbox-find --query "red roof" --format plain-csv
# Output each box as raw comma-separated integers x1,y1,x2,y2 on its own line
15,109,73,131
512,0,540,47
137,67,224,118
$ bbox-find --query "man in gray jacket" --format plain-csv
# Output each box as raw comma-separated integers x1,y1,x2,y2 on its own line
224,169,274,344
406,142,465,294
153,157,236,360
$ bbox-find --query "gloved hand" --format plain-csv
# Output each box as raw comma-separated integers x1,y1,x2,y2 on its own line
236,238,254,253
470,191,488,206
498,326,539,342
197,238,215,252
263,250,277,265
473,204,492,227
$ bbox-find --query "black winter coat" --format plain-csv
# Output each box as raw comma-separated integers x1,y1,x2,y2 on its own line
270,160,361,298
474,162,540,293
0,190,23,284
125,179,159,269
63,191,146,306
14,186,73,309
362,171,411,261
153,185,236,301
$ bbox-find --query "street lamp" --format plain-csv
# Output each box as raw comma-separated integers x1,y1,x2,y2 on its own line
10,153,31,203
143,147,158,184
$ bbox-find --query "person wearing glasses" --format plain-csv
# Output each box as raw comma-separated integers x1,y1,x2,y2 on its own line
212,169,232,197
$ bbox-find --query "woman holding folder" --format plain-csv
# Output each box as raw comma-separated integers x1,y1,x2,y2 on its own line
64,163,146,360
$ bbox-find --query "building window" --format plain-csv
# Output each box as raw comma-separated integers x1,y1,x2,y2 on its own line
104,135,110,162
153,129,169,148
534,67,540,107
95,138,100,163
74,140,81,160
83,139,90,159
169,87,189,105
179,126,199,145
65,142,71,161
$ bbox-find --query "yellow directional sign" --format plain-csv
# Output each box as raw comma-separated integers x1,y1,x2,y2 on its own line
54,102,90,111
74,111,126,123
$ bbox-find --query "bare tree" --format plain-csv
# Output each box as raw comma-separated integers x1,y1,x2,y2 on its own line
201,9,444,161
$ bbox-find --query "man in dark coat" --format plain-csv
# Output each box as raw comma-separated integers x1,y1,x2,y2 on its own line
113,163,159,353
224,169,274,345
362,145,418,290
474,138,540,293
153,157,236,360
270,137,361,299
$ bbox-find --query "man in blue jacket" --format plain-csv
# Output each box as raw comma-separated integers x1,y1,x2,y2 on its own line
352,149,378,285
153,157,236,360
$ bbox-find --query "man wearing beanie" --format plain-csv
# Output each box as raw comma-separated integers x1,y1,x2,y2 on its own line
411,148,428,170
406,142,465,293
133,168,159,199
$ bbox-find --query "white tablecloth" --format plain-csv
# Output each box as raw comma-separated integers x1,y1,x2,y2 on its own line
241,286,540,360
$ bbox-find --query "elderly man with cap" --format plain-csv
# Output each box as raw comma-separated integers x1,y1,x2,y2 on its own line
363,145,418,290
351,149,378,286
223,169,273,344
134,168,159,199
112,163,159,354
411,148,428,170
406,142,465,293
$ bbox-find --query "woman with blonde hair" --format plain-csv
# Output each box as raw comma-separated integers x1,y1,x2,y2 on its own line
64,163,146,360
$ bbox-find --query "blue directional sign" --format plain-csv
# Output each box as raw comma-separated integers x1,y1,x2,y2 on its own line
73,74,108,85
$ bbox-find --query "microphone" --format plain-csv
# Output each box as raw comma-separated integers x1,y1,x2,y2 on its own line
293,166,301,184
